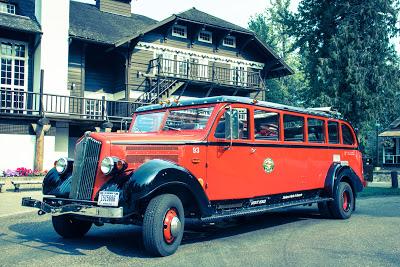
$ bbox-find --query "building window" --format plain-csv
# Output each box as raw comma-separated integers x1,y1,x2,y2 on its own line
0,41,28,114
198,30,212,43
172,25,187,38
223,36,236,48
0,2,16,15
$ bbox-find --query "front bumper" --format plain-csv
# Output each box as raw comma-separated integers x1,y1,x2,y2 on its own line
21,197,124,219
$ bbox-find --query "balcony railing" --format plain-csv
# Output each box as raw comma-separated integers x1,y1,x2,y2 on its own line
0,88,144,122
149,57,265,90
383,154,400,165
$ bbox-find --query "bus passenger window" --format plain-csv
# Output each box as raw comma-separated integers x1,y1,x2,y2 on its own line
284,115,304,142
328,121,339,144
341,124,355,145
254,110,279,141
308,118,325,143
214,108,249,140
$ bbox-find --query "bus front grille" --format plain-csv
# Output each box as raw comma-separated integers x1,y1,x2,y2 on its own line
69,137,101,200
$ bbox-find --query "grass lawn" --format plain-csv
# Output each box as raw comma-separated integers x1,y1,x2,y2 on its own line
359,186,400,198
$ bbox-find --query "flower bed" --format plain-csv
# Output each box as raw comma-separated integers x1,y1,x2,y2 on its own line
1,167,47,178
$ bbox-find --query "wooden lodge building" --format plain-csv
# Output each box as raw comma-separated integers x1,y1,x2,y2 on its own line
0,0,292,171
379,117,400,166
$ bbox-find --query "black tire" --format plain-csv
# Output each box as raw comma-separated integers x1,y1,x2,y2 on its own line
142,194,185,257
52,215,92,238
328,181,354,219
318,201,333,218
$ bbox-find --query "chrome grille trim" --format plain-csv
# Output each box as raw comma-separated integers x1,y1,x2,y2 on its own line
69,137,101,200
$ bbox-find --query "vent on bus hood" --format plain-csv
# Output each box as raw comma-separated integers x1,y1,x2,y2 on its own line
125,145,179,168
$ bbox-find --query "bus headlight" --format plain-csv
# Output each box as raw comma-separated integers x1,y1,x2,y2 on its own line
101,157,114,175
101,157,128,175
55,157,69,174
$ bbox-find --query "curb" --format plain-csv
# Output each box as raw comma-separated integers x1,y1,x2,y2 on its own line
0,176,44,191
0,209,36,219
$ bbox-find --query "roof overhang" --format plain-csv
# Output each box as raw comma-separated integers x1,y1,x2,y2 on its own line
111,14,293,78
379,130,400,137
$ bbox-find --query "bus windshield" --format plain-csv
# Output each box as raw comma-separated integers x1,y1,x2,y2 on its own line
131,106,214,133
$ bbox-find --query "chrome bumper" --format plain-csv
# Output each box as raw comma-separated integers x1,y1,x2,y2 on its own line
21,197,124,219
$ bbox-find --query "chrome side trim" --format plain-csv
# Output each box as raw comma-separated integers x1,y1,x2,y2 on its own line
21,197,124,219
111,140,207,145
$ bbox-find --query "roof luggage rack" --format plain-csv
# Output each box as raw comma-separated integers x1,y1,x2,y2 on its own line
307,107,342,118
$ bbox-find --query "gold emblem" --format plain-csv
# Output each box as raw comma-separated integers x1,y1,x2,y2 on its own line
263,158,275,174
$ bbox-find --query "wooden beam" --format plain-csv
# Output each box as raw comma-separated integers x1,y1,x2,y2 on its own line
162,19,177,43
237,37,254,56
189,24,204,47
177,81,189,100
205,85,215,97
214,30,231,52
32,118,51,172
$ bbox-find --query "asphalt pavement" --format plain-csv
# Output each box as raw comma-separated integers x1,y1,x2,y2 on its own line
0,193,399,267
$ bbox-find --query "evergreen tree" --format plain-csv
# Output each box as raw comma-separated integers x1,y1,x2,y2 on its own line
284,0,400,159
248,0,308,106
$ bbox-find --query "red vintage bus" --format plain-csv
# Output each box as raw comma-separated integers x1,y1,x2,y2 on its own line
23,96,365,256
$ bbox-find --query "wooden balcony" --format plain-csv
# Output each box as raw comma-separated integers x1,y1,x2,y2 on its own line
149,57,266,92
0,88,143,123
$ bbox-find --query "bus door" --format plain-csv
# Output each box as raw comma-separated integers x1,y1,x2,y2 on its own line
206,105,259,200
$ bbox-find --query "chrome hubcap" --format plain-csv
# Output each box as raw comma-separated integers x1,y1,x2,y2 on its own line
170,216,181,237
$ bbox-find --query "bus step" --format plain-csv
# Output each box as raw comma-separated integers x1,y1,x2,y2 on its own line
201,197,333,223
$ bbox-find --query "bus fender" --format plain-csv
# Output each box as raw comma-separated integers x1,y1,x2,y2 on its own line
323,163,364,198
123,159,212,217
42,168,72,198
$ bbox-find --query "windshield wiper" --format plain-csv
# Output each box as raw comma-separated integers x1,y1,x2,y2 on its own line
164,125,181,131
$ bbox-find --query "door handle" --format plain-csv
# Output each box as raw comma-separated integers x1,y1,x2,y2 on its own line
250,148,257,154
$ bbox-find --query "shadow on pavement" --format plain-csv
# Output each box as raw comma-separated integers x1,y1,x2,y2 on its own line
6,206,321,258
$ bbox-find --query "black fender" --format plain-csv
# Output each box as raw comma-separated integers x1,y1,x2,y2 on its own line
323,163,364,199
42,168,72,198
122,159,212,217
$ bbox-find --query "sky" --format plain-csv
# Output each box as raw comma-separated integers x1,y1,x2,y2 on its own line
77,0,399,53
77,0,299,28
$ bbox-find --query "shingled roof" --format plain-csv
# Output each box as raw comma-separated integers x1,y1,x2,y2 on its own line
175,7,252,34
69,1,156,45
0,0,41,33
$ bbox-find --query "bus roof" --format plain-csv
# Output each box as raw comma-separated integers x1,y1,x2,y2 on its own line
135,96,342,119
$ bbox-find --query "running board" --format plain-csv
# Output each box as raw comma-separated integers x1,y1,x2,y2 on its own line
200,197,333,223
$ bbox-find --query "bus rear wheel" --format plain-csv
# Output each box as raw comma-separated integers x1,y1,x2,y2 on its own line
328,181,354,219
142,194,185,256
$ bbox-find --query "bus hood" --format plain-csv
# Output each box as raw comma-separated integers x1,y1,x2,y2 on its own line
89,131,206,144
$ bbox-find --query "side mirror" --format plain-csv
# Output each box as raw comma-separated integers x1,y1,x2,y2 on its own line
224,107,239,144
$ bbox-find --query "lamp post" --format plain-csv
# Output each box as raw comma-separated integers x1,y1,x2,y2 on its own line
375,122,381,167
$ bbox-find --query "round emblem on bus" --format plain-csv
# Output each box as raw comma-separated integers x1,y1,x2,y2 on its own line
263,158,275,174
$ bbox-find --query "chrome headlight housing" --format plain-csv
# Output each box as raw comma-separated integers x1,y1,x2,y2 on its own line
55,157,69,174
100,157,127,175
101,157,115,175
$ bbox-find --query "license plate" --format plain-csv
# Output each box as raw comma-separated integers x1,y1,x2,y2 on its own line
98,191,120,207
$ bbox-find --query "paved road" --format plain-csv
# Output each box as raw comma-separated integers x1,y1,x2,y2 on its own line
0,196,399,267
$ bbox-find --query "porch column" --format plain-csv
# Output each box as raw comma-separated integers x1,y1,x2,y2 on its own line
32,117,51,171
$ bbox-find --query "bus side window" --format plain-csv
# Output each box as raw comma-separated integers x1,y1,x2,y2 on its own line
341,124,355,145
308,118,325,143
214,108,249,140
328,121,339,144
254,109,279,141
284,115,304,142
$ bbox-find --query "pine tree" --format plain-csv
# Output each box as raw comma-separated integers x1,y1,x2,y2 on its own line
248,0,308,106
284,0,400,158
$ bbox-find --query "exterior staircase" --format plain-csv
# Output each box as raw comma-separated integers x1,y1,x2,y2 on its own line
136,78,185,104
